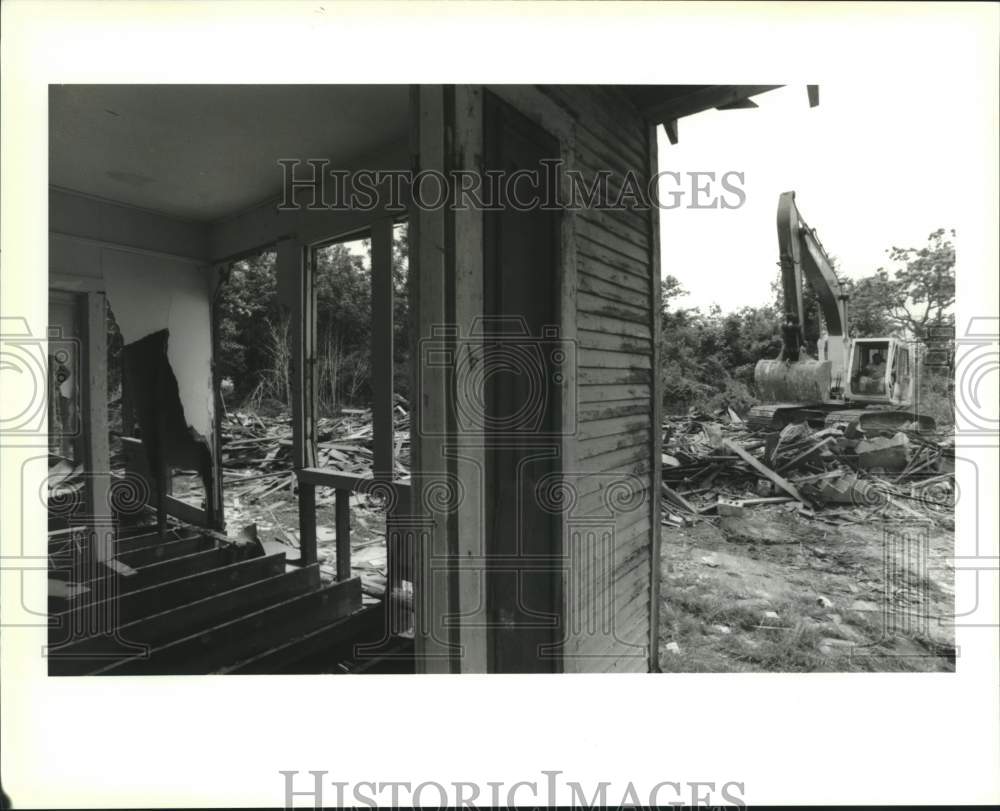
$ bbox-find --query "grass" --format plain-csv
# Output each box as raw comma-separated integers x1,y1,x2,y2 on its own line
658,519,955,673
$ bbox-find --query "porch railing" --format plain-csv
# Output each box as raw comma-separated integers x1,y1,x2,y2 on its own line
294,467,413,600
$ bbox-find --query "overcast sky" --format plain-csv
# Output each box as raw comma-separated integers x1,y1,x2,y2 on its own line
656,82,967,313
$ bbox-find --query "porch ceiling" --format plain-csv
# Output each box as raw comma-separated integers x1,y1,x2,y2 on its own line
49,85,409,222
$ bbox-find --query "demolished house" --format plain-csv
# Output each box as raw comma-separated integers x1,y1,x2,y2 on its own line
48,84,786,675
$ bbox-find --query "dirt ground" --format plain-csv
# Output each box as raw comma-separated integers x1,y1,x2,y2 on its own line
657,510,956,672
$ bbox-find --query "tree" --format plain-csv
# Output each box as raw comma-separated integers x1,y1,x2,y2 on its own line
660,274,687,309
842,274,893,337
216,250,280,400
875,228,956,342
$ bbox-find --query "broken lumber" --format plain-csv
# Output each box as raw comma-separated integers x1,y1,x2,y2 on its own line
661,483,697,514
721,438,808,506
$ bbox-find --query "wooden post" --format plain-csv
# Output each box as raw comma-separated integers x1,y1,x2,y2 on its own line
451,84,490,673
208,264,226,531
299,482,317,567
371,217,394,480
280,238,317,566
79,292,111,561
410,84,458,672
335,488,351,581
647,122,664,673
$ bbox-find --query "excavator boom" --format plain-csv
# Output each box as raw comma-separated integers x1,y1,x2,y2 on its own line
754,191,844,403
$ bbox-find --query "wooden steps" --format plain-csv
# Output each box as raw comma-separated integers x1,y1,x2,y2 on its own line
92,579,363,675
221,601,390,674
48,522,366,675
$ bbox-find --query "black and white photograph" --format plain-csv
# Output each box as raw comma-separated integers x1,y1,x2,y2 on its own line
2,1,997,808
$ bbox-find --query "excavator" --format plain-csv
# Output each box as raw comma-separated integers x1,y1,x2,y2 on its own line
748,191,934,432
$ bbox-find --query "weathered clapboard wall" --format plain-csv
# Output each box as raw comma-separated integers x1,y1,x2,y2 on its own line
537,86,661,673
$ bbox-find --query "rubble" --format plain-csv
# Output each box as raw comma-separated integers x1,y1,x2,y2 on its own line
222,402,411,481
659,406,954,531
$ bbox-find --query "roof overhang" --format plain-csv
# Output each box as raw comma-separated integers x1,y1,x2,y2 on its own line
621,84,819,144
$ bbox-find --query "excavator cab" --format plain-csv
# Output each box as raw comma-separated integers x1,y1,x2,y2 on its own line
846,338,912,406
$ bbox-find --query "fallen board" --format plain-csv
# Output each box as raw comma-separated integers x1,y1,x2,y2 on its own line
721,438,808,506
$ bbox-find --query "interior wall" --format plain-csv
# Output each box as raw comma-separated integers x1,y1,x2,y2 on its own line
49,194,217,463
102,251,215,441
50,187,211,260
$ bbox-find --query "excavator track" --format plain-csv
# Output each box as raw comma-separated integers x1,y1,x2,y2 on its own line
747,403,936,433
823,408,936,433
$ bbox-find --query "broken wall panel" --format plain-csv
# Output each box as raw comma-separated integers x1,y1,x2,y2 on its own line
102,250,215,443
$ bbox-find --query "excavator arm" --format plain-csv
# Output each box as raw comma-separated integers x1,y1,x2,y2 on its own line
776,190,849,352
755,191,847,403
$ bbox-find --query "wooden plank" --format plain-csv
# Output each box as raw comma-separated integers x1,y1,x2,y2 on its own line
577,328,651,354
661,483,696,514
579,368,649,386
281,237,318,567
568,558,651,658
538,86,647,167
220,601,388,674
575,216,648,265
578,383,650,404
577,269,649,308
298,467,369,491
452,84,489,673
298,481,317,567
120,564,319,645
79,291,111,560
115,534,215,569
577,431,651,461
411,83,454,673
50,565,320,670
578,348,652,370
568,465,653,515
579,400,650,422
280,238,310,468
335,489,351,582
722,439,808,505
102,548,234,593
209,263,227,530
571,520,652,601
89,577,363,676
578,253,649,292
578,312,652,342
578,204,650,253
53,553,286,625
113,528,200,555
567,568,652,656
576,414,650,441
163,494,210,527
576,233,649,279
371,216,394,479
578,292,651,326
574,442,650,473
573,126,650,199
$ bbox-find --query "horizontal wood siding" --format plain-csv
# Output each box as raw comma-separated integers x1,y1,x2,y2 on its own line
538,85,656,674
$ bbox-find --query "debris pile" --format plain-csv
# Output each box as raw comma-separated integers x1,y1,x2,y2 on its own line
660,408,954,533
221,400,411,503
219,403,413,599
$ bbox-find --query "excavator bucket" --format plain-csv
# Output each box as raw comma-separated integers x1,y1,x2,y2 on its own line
754,359,832,403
